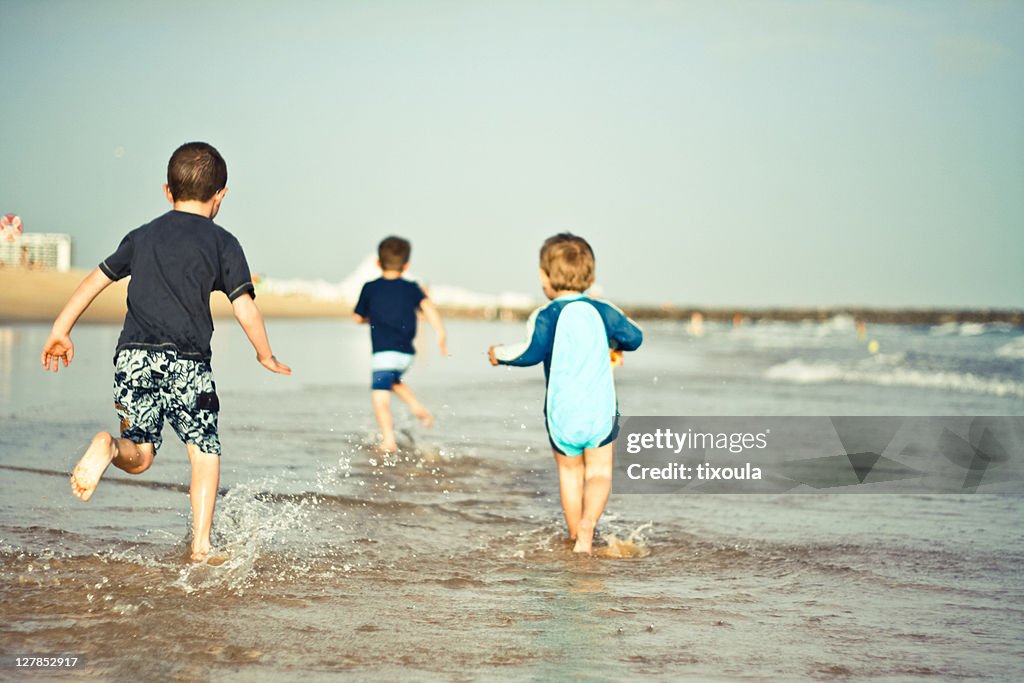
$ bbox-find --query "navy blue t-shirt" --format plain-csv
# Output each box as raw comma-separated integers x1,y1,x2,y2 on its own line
354,277,426,354
100,210,255,361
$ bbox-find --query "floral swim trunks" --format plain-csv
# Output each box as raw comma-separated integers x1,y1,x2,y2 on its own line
113,347,222,455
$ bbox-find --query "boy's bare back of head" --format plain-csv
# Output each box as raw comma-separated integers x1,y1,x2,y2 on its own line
540,233,595,292
379,236,412,271
167,142,228,202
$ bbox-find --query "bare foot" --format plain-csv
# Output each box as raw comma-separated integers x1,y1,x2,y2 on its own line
380,440,399,453
413,407,434,429
573,519,595,554
71,432,116,502
191,540,211,563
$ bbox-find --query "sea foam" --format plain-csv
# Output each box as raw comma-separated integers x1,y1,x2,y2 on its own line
765,358,1024,398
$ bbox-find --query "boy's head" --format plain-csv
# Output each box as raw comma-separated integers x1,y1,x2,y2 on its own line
166,142,228,202
378,236,412,272
539,233,595,295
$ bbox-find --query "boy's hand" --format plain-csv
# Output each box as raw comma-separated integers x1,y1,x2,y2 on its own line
39,268,114,374
259,354,292,375
488,345,499,366
438,335,449,357
41,334,74,372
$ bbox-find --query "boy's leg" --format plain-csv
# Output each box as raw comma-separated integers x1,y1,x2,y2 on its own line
392,382,434,428
71,433,154,501
552,450,585,541
77,348,165,500
113,437,155,473
186,443,219,562
372,390,398,452
574,442,615,554
161,356,222,562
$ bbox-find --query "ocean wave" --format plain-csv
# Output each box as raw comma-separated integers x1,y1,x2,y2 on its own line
724,315,864,350
765,358,1024,398
995,337,1024,359
929,322,991,337
821,314,858,331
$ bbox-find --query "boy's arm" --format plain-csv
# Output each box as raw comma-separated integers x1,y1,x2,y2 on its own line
419,297,448,356
602,301,643,351
232,293,292,374
41,268,115,372
352,283,370,325
489,307,550,367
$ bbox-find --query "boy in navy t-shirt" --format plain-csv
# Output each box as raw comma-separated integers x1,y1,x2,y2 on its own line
41,142,291,562
354,236,447,452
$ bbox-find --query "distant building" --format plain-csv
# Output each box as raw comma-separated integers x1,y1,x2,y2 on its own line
0,233,72,271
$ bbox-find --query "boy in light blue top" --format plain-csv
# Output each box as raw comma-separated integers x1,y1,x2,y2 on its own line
488,233,642,553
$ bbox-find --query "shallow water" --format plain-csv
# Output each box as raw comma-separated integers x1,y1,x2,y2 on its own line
1,318,1022,680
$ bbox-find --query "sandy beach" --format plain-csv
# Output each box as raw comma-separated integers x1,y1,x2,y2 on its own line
0,268,348,323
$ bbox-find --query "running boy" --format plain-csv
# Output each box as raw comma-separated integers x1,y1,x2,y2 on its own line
353,236,447,453
488,233,642,554
41,142,291,562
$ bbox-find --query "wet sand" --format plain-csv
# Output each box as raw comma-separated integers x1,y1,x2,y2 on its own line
1,319,1022,680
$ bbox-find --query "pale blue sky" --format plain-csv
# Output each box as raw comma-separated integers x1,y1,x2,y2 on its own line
2,1,1021,307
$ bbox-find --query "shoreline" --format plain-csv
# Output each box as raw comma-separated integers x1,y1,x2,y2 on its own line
1,268,1021,326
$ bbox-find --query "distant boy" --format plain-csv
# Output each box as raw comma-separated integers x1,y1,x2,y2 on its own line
488,233,642,554
353,237,447,452
41,142,291,562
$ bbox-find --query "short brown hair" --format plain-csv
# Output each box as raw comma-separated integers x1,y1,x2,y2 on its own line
167,142,228,202
540,233,595,291
378,236,411,270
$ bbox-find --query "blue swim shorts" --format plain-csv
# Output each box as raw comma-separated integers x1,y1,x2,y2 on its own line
370,351,415,391
546,414,620,457
113,347,221,455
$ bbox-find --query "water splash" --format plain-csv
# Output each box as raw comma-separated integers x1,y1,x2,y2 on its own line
502,520,655,561
596,522,654,559
175,477,323,594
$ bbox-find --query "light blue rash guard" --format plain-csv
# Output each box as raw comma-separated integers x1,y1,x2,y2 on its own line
493,294,643,456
